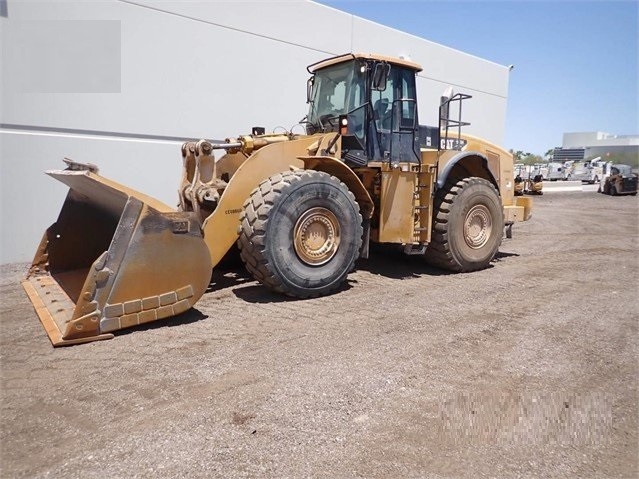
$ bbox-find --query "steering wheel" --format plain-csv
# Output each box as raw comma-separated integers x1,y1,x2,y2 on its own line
319,113,338,128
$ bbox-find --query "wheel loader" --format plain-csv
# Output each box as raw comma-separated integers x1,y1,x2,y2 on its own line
599,164,638,196
22,53,533,346
525,174,544,195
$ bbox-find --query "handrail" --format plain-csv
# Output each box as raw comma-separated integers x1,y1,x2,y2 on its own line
439,93,472,151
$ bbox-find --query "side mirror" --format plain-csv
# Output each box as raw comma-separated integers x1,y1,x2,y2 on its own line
306,77,313,103
372,63,390,91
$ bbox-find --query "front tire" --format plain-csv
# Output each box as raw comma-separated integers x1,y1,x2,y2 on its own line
238,170,363,298
425,177,504,272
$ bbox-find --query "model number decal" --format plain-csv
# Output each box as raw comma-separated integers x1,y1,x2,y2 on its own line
172,220,189,233
225,208,242,215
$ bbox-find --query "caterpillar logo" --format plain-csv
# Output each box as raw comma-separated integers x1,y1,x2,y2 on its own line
440,138,468,150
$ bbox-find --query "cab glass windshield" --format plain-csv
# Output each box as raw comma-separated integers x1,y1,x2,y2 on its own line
308,61,366,129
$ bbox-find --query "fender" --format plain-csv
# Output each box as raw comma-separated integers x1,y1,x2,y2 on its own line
201,138,375,268
436,150,499,190
298,155,374,220
201,136,318,268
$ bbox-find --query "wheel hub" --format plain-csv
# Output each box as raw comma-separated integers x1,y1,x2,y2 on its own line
293,207,340,266
464,204,492,249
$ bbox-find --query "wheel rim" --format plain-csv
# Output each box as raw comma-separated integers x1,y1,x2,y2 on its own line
294,207,341,266
464,204,492,249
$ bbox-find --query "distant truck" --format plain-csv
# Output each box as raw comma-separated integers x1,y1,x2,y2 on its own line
514,163,527,178
567,161,591,182
588,158,606,184
546,162,567,181
567,157,604,184
529,163,549,180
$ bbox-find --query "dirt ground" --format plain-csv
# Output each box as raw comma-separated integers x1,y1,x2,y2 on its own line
1,189,637,478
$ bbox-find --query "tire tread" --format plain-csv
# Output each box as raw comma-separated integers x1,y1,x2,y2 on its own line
425,177,502,272
238,170,362,298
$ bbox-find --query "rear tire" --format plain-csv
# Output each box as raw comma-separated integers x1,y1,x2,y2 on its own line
238,170,363,298
610,185,617,196
425,177,504,272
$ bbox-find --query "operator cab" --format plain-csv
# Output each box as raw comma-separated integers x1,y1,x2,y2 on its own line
305,53,425,167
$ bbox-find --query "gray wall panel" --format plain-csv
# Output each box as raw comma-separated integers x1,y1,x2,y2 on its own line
1,1,320,138
1,0,510,263
1,132,183,263
128,0,352,54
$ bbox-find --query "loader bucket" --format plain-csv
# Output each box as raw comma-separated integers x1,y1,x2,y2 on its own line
22,169,213,346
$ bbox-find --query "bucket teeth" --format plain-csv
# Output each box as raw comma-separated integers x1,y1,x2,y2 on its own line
100,285,195,333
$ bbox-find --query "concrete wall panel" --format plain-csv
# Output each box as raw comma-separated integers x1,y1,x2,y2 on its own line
1,132,183,263
0,0,510,263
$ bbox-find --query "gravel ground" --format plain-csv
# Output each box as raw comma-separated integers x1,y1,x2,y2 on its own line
1,190,637,478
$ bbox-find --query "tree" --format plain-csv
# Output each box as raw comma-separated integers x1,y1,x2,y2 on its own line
522,153,543,165
508,149,526,163
544,148,555,161
509,149,546,165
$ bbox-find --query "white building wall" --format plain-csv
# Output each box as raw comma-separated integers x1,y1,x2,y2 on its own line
1,0,510,263
563,132,639,148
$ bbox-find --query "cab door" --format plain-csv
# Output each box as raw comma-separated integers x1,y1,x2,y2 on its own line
371,66,420,165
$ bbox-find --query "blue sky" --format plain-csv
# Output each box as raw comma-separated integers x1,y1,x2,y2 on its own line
319,0,638,155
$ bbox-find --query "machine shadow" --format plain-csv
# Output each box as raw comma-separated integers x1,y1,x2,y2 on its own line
494,250,520,262
211,265,299,304
206,267,253,293
196,245,510,305
114,307,209,337
221,247,449,304
232,285,308,304
355,246,455,279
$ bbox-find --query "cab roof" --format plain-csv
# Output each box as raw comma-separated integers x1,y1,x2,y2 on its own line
307,53,423,73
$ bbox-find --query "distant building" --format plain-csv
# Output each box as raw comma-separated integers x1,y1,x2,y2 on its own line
553,132,639,164
552,147,586,162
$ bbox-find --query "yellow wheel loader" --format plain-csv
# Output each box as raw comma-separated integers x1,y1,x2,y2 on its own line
23,53,532,346
525,174,544,195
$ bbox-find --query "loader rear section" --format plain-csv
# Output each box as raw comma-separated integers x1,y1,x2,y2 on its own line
23,169,212,346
